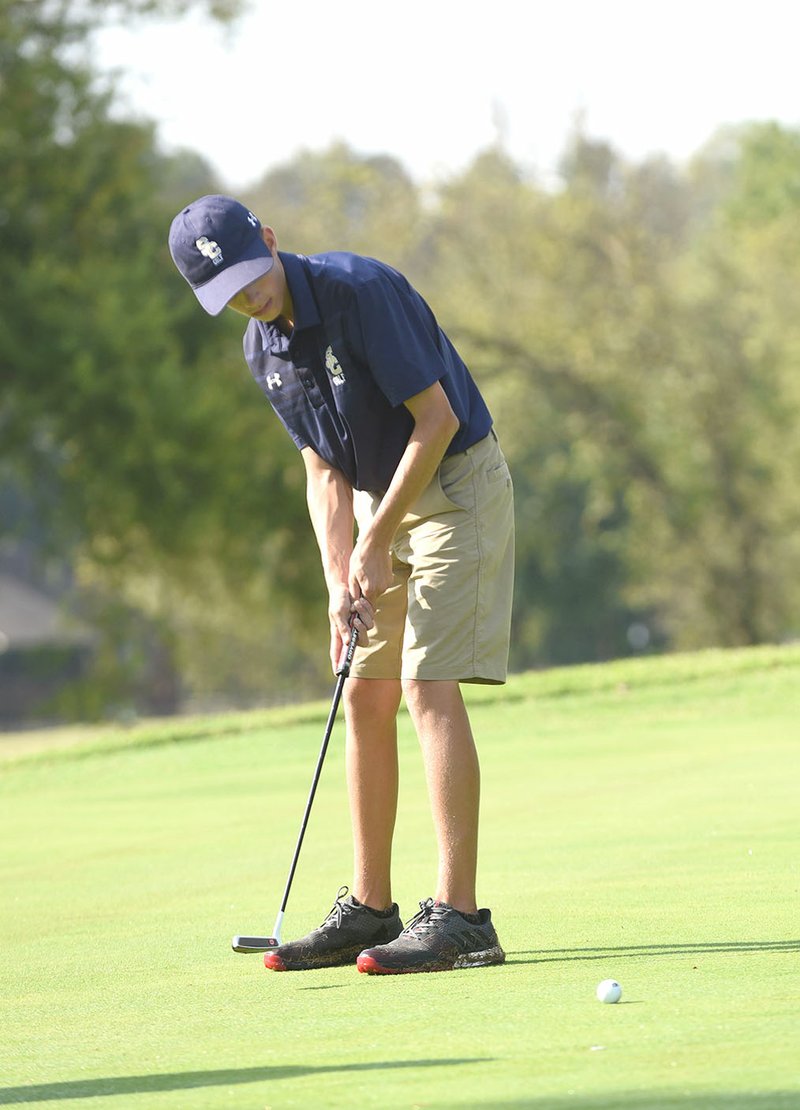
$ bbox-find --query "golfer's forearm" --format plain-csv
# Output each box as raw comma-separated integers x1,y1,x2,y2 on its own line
366,387,459,547
367,436,448,545
302,449,355,589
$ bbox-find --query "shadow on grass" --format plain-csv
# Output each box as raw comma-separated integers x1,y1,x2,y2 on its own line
0,1058,489,1104
296,983,347,990
507,939,800,965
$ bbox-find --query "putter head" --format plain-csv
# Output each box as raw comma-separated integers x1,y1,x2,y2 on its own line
231,935,280,954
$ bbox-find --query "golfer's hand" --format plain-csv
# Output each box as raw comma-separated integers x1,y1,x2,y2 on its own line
348,538,393,606
328,586,374,673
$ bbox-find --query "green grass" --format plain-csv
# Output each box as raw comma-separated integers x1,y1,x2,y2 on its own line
1,643,799,1109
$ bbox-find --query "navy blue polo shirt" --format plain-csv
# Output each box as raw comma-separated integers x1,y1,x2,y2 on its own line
242,251,492,493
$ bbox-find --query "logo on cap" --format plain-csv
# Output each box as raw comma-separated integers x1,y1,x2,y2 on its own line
195,236,224,266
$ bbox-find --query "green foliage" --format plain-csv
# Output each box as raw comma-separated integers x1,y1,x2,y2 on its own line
624,123,800,649
3,0,799,719
243,141,421,271
1,0,324,715
417,131,800,664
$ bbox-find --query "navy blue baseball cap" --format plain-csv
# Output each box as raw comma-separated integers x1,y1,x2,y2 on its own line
168,195,274,315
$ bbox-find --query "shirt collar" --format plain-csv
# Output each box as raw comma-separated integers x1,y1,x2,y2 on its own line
281,252,320,331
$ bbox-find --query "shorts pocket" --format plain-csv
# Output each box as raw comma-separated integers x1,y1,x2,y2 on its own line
487,460,512,484
437,450,476,512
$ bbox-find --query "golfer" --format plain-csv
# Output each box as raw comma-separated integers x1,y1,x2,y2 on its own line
169,195,514,974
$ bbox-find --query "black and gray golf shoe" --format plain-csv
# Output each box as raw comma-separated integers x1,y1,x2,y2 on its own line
264,886,403,971
356,897,505,974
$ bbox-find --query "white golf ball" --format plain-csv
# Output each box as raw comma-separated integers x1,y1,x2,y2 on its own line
596,978,622,1003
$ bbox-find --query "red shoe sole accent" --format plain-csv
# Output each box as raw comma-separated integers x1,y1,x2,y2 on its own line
357,954,403,975
264,952,287,971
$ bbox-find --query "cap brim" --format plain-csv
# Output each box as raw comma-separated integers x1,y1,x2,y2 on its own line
194,254,275,316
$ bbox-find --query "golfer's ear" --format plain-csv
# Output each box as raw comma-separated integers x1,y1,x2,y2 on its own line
261,226,278,254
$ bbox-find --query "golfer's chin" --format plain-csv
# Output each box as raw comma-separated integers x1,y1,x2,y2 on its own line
249,300,276,321
227,298,277,321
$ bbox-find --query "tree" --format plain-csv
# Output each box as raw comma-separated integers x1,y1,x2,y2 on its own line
417,145,674,665
244,142,421,269
637,123,800,647
419,130,800,662
1,0,328,717
6,0,800,718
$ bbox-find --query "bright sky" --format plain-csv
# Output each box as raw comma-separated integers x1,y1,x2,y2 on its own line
94,0,800,191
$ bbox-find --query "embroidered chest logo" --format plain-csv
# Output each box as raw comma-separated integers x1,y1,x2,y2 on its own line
324,345,346,386
195,236,223,266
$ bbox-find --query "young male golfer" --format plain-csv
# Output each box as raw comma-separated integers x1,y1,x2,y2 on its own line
169,195,514,974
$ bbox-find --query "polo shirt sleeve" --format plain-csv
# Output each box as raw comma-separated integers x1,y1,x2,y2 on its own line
351,271,449,407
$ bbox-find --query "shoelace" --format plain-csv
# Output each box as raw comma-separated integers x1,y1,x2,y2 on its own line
402,897,448,936
322,885,351,929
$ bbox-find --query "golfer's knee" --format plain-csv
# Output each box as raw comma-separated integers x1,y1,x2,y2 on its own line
401,678,460,718
401,678,422,708
345,676,402,721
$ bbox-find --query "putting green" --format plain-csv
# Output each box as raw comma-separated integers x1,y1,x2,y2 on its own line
1,644,798,1109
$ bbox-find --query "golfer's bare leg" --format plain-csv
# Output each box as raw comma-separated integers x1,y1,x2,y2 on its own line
344,677,402,911
402,679,480,915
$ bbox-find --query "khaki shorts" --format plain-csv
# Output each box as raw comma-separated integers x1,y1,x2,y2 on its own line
352,430,514,684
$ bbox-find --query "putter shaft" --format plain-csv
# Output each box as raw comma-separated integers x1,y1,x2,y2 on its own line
232,629,359,953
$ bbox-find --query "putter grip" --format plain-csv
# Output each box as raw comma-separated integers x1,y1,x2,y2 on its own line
335,624,360,677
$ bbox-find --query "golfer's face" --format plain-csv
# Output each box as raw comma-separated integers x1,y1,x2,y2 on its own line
226,228,288,321
227,268,285,321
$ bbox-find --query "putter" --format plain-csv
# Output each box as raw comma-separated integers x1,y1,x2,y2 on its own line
231,625,359,953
